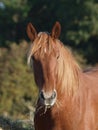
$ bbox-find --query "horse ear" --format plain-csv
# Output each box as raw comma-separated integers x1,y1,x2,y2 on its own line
27,23,37,41
51,21,61,39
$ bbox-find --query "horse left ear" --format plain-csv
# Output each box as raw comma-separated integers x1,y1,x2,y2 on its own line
51,21,61,39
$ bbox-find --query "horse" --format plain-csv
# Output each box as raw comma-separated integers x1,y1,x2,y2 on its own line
26,21,98,130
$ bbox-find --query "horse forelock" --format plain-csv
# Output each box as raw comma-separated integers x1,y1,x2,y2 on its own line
27,32,56,66
27,32,47,65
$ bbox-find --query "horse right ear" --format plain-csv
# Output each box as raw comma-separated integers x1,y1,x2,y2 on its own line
51,21,61,39
26,23,37,41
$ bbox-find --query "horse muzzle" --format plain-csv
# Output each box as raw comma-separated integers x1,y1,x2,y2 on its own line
40,90,57,108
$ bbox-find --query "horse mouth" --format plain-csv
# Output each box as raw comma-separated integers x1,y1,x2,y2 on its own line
36,98,56,115
39,96,57,109
46,105,52,108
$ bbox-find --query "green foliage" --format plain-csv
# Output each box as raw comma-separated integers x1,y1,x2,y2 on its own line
30,0,98,64
0,41,38,118
0,0,30,45
0,116,34,130
1,0,29,21
0,0,98,119
0,0,98,121
25,0,98,42
0,0,98,63
66,0,98,43
0,0,98,117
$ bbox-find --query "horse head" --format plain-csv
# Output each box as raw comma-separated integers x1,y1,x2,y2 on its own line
27,22,61,108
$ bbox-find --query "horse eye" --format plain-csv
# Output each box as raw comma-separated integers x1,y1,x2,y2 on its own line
32,56,36,61
57,55,59,59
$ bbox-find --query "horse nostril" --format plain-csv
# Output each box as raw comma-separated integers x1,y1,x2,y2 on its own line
51,90,56,99
40,91,45,100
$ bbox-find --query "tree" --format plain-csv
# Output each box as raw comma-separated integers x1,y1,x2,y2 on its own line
0,0,98,62
26,0,98,64
0,0,30,46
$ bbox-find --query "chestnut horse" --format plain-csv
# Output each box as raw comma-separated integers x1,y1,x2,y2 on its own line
27,22,98,130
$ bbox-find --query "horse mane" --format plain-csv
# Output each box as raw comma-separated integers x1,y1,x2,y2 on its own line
27,32,82,96
55,39,81,95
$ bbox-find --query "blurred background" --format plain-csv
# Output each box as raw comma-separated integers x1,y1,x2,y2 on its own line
0,0,98,119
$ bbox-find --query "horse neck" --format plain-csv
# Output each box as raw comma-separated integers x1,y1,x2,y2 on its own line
56,46,81,97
